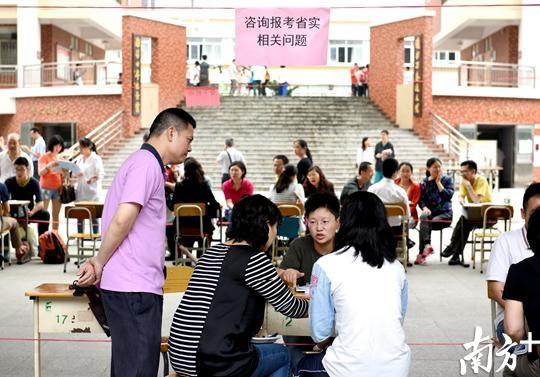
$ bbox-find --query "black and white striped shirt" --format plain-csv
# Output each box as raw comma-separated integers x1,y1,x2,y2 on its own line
169,243,308,377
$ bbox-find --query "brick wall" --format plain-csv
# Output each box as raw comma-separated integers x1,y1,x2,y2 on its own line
432,96,540,125
370,16,433,138
0,95,121,139
461,26,519,64
41,24,105,63
121,16,187,136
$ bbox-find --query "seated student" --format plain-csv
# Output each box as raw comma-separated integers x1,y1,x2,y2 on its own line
5,157,50,236
278,192,340,369
0,181,27,264
503,207,540,377
442,160,492,266
486,182,540,344
221,161,254,216
273,154,289,180
395,162,421,228
270,164,306,205
166,157,220,259
303,166,335,198
168,195,308,377
339,161,373,204
296,191,410,377
417,157,454,265
368,158,411,232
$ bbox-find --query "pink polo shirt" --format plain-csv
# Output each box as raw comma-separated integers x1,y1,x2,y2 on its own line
100,146,166,295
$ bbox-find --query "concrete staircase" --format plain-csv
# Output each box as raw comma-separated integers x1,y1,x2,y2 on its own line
102,97,444,192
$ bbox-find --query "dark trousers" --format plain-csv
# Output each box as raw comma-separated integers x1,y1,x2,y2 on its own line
101,290,163,377
284,336,316,370
294,351,329,377
33,160,39,180
447,215,479,258
419,212,452,252
28,209,50,236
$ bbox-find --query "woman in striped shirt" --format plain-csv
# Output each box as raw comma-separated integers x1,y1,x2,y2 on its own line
169,195,309,377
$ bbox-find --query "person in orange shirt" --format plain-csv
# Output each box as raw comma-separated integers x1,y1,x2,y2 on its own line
395,162,421,227
38,135,65,231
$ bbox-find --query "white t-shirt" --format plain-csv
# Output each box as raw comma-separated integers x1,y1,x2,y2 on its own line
0,150,34,183
31,136,46,162
485,227,533,327
216,147,245,174
368,178,411,227
356,146,375,165
228,64,239,81
311,247,410,377
269,182,306,204
251,65,266,81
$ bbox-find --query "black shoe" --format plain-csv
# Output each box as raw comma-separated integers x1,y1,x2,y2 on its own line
441,246,455,258
448,255,470,268
407,262,413,267
406,239,416,249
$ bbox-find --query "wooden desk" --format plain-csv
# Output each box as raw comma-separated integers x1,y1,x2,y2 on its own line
264,289,310,337
25,284,103,377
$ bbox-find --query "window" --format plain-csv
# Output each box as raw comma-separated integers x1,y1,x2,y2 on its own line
485,36,492,52
433,50,460,63
187,38,222,64
328,40,368,65
85,44,93,57
404,39,413,67
70,36,79,51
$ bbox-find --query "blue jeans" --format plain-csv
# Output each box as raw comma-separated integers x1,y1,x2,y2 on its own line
251,343,290,377
294,351,329,377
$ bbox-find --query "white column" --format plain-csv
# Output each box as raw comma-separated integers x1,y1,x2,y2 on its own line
17,0,41,87
519,0,540,89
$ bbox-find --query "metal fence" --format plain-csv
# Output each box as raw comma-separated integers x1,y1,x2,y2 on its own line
22,60,121,88
0,65,17,87
459,61,535,88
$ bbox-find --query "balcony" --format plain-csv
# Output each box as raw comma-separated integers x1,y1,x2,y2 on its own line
0,65,17,87
432,60,540,99
22,60,121,88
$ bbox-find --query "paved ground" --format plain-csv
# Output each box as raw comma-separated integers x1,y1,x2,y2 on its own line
0,188,525,377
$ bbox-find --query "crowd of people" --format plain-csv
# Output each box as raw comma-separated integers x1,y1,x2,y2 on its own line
0,128,104,264
71,107,540,377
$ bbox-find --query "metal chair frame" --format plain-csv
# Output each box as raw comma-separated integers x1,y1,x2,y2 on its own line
385,203,410,272
64,206,100,273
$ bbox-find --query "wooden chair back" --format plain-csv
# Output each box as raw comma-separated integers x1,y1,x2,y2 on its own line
278,204,303,217
65,206,96,221
174,203,206,217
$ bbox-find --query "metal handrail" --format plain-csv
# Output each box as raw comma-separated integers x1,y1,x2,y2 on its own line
431,112,490,166
0,64,17,87
65,110,123,160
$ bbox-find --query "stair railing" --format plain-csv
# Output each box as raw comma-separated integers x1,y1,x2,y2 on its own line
65,110,123,160
431,112,491,167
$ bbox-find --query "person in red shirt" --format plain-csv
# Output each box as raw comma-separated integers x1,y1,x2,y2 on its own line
395,162,420,227
350,63,359,96
221,161,254,218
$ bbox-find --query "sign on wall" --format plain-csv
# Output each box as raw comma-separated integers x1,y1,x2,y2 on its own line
413,35,423,117
132,34,142,116
235,8,330,66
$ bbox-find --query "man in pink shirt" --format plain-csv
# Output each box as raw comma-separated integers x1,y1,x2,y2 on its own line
78,107,196,377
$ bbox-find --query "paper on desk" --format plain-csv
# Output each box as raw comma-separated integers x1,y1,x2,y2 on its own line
53,161,81,174
295,284,311,293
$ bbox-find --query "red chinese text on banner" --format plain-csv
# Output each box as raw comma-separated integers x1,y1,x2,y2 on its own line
235,8,330,67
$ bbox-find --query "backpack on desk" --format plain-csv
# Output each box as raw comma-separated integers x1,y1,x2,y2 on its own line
38,230,66,264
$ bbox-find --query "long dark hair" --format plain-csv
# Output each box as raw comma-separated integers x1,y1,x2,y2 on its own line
336,191,396,268
361,137,369,151
294,139,313,162
183,157,205,185
304,165,333,194
275,164,297,193
79,137,97,153
47,134,65,153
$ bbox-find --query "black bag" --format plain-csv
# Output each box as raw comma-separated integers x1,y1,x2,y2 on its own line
60,184,76,204
71,282,111,337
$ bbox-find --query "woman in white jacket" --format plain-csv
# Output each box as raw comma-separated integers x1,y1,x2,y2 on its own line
296,191,410,377
75,137,104,233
